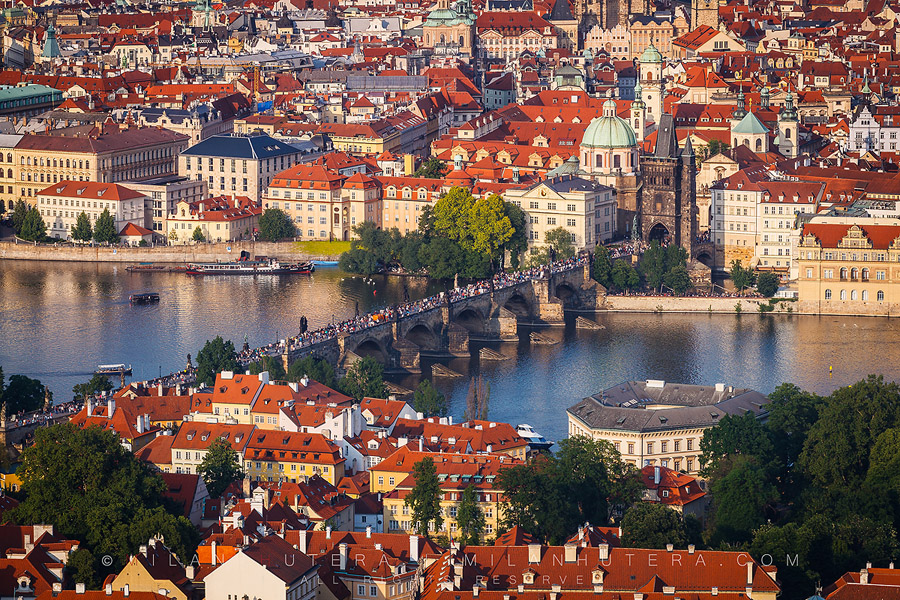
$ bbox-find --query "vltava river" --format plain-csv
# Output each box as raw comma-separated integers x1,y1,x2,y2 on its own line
2,260,897,443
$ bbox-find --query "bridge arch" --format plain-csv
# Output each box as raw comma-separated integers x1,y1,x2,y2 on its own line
351,338,389,363
696,250,713,267
555,282,579,308
453,307,486,333
503,292,533,319
405,323,440,350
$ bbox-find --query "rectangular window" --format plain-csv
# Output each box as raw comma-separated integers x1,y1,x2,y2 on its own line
627,442,635,454
687,439,694,451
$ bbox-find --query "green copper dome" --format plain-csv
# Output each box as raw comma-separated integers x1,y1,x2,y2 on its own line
640,42,663,64
581,99,637,149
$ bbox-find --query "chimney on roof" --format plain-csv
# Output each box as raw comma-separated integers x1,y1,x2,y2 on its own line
326,526,332,539
861,568,870,585
366,526,372,538
136,416,144,435
87,396,93,416
105,583,112,596
76,583,85,594
107,398,115,419
666,543,674,552
528,544,541,564
564,544,577,563
158,383,163,395
598,543,610,561
688,544,696,554
123,584,130,597
211,541,217,566
418,437,423,452
339,543,348,571
654,465,661,485
410,534,419,563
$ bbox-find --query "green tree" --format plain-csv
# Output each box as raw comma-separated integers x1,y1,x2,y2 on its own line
399,231,424,273
468,194,513,266
66,548,98,589
544,227,575,260
611,260,640,292
427,187,475,246
456,484,486,545
730,260,755,292
413,157,448,179
197,436,245,498
592,246,613,288
10,200,28,234
19,207,46,242
339,247,379,275
699,412,776,477
498,436,641,544
640,242,667,291
9,424,197,577
340,356,387,403
258,207,296,241
621,503,698,549
195,336,240,386
71,212,93,243
3,374,46,414
405,457,443,538
191,226,205,243
502,201,528,269
663,264,691,295
705,139,730,159
418,236,465,280
287,356,338,389
765,383,823,493
92,208,119,244
247,355,286,380
706,456,779,545
413,379,447,418
757,272,780,297
71,374,113,403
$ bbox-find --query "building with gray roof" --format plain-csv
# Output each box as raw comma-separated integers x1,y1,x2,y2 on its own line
567,380,769,475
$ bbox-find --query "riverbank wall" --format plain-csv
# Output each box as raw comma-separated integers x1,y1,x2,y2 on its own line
0,241,340,263
602,295,900,317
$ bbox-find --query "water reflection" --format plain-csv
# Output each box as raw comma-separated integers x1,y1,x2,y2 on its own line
2,261,898,445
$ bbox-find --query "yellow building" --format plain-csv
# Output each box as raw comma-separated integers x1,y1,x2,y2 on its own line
243,430,345,485
373,446,518,540
111,537,195,600
797,222,900,315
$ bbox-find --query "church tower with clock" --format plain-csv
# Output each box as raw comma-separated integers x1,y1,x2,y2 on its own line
691,0,719,30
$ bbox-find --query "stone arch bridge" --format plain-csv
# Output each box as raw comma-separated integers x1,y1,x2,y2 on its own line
284,264,601,372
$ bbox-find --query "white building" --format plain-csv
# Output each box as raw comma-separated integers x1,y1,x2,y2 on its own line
36,180,148,240
204,534,320,600
848,103,900,153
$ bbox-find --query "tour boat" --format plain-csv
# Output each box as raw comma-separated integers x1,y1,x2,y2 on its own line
96,364,132,375
516,424,554,451
185,258,315,275
129,292,160,304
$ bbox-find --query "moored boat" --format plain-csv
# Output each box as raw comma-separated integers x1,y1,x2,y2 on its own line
517,423,554,451
96,363,132,375
185,257,315,275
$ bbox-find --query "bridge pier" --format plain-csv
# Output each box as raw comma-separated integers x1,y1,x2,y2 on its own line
393,338,421,372
447,323,470,355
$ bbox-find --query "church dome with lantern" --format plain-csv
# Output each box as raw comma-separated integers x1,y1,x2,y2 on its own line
580,94,639,178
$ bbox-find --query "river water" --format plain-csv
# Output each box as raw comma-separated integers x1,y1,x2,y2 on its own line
1,260,897,444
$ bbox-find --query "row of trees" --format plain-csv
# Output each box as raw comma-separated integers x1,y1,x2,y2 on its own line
592,242,689,294
694,376,900,597
339,187,578,279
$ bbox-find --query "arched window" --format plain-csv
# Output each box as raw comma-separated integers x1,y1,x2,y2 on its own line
459,35,464,47
878,290,885,301
743,139,749,147
862,268,869,280
851,268,858,280
66,159,70,168
825,289,832,300
785,128,792,139
840,290,847,300
440,34,445,44
5,153,10,162
6,169,11,179
614,154,621,169
862,290,869,301
851,290,858,300
840,267,848,280
755,138,762,152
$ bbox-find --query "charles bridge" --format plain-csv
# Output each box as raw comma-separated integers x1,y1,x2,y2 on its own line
281,263,603,373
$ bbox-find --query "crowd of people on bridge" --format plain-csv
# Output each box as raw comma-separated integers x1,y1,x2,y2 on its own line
272,256,589,356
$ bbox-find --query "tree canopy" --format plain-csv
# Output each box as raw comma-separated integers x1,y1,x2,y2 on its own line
92,208,118,244
730,260,755,292
10,424,198,580
195,336,240,386
19,206,46,242
258,208,296,241
191,226,205,243
72,212,93,243
498,436,641,544
287,355,338,389
0,370,46,414
456,484,486,545
405,457,443,538
413,379,448,418
72,374,113,403
413,157,448,179
756,272,780,297
197,436,245,498
544,227,575,260
592,246,613,288
339,356,387,403
621,503,702,549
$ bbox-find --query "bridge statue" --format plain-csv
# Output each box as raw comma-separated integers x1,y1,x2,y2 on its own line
631,215,640,243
